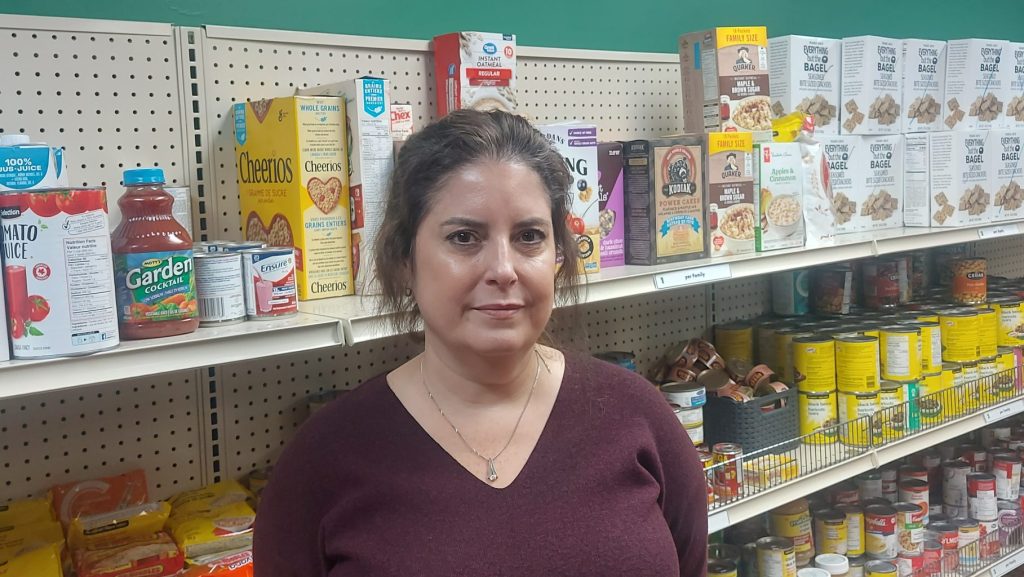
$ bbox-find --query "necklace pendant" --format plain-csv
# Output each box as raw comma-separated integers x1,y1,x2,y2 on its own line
486,459,498,482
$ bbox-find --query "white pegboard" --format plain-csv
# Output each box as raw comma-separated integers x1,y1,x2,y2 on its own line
974,234,1024,278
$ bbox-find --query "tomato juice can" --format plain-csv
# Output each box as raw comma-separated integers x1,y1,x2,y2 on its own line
241,247,298,320
713,443,743,500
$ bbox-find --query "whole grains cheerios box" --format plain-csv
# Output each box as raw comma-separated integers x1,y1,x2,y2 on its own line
233,96,353,300
433,32,517,117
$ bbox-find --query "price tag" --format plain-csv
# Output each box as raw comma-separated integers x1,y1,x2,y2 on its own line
978,224,1021,239
984,399,1024,424
655,264,732,290
707,510,730,534
990,548,1024,577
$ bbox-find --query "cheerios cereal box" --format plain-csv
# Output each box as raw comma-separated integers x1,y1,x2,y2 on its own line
233,96,353,300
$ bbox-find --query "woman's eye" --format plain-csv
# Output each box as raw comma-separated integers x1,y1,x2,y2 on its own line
448,231,476,244
520,229,546,243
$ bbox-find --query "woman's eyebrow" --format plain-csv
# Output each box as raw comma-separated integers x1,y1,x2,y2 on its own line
440,216,486,228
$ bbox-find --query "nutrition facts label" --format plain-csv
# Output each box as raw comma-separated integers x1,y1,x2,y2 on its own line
63,235,118,345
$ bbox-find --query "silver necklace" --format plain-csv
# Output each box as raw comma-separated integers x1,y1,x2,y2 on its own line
421,349,542,483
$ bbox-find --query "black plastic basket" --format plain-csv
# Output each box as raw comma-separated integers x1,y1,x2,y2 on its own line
703,387,799,453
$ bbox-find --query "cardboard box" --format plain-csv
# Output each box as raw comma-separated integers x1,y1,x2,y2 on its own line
707,133,755,257
819,134,904,232
233,96,353,300
0,141,69,191
1006,43,1024,129
903,133,931,227
597,142,625,268
768,35,841,135
538,123,600,274
841,36,903,134
433,32,517,117
753,142,805,251
944,39,1010,131
679,27,772,138
990,129,1024,221
902,39,947,133
927,131,994,227
297,78,394,294
623,137,706,265
390,104,414,140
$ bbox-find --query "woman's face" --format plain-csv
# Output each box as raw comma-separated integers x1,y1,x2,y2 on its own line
410,159,557,360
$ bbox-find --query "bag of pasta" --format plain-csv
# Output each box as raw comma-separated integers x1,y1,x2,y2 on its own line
67,502,171,551
0,543,63,577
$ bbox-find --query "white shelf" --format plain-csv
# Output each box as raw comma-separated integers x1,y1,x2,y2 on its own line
0,313,344,399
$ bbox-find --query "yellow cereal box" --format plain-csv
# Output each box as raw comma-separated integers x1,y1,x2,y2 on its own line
233,96,353,300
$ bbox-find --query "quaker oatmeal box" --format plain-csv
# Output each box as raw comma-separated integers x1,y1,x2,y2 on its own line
768,35,841,134
820,134,903,232
990,129,1024,221
752,142,805,251
623,137,706,265
433,32,517,117
597,142,625,268
679,27,772,140
706,133,755,257
841,36,903,134
944,39,1010,131
902,39,946,133
927,131,994,227
1006,42,1024,129
539,123,600,274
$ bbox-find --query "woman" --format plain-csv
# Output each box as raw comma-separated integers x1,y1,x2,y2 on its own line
254,110,708,576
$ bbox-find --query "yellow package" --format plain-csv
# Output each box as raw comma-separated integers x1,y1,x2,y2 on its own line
743,454,799,488
0,543,63,577
0,519,64,564
0,496,54,527
169,481,252,519
771,111,812,143
168,502,255,560
68,501,171,551
233,96,353,300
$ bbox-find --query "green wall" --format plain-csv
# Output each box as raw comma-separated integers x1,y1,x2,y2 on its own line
2,0,1022,52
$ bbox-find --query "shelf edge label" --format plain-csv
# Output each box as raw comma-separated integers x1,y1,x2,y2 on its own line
984,399,1024,425
655,264,732,290
707,510,730,534
991,547,1024,577
978,224,1021,239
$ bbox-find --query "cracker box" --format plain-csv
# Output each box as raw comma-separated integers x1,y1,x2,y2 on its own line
706,133,755,257
903,133,931,227
433,32,517,117
538,123,600,274
990,129,1024,221
297,77,394,294
679,27,772,139
768,35,841,135
0,139,68,192
597,142,625,268
233,96,353,300
902,39,947,133
841,36,903,135
927,131,994,227
623,137,706,265
1006,42,1024,129
944,39,1010,131
819,134,904,232
752,142,805,251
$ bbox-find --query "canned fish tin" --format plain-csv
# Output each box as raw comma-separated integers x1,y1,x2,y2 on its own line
840,391,879,447
976,308,998,358
864,560,897,576
241,247,298,319
770,499,816,567
713,443,743,500
893,502,925,555
660,382,707,408
836,336,881,394
899,480,931,524
865,504,898,560
993,456,1022,500
815,509,848,555
716,321,754,365
900,321,942,374
836,504,866,557
800,390,839,444
880,326,922,381
967,473,998,521
758,536,798,577
939,310,981,363
953,518,980,566
794,335,837,393
193,252,246,326
951,257,987,305
772,270,811,316
863,259,902,310
708,560,739,577
918,372,945,424
813,266,853,316
858,471,884,502
989,297,1024,346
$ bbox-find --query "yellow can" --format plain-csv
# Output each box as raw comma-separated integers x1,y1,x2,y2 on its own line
878,381,906,439
939,309,982,363
999,347,1019,395
769,499,815,567
865,560,898,577
961,360,981,413
800,390,839,444
756,536,797,577
840,391,879,447
715,321,754,365
880,326,922,381
976,308,999,358
836,503,866,557
900,320,942,374
836,335,881,394
990,298,1024,346
916,313,940,323
918,372,946,424
814,509,849,555
978,355,1012,404
794,335,837,393
775,329,814,385
756,321,787,371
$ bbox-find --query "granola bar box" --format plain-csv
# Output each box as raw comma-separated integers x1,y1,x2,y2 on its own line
233,96,353,300
706,132,755,257
768,35,841,135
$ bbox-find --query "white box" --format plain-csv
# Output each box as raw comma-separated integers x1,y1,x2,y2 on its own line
538,123,601,274
1006,42,1024,129
928,131,994,226
752,142,805,251
820,134,904,232
297,77,395,294
903,133,932,227
841,36,903,134
433,32,517,117
944,39,1010,131
990,129,1024,221
768,35,841,134
0,265,8,362
902,39,946,133
0,142,69,191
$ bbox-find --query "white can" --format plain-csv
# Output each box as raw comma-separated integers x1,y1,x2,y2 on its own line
241,247,298,320
193,252,246,326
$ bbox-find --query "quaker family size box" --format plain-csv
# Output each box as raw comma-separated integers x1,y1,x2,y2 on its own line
233,96,353,300
297,77,394,294
925,131,994,227
945,39,1010,131
597,143,625,268
623,137,706,265
1007,42,1024,129
991,129,1024,221
752,142,805,251
433,32,517,117
768,35,841,134
841,36,903,134
679,27,772,140
902,39,947,133
538,123,600,274
819,134,904,233
706,133,755,257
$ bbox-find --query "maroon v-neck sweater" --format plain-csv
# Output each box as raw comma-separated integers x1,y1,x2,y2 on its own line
254,353,709,577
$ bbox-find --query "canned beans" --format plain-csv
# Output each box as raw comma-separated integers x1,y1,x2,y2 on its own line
951,258,987,305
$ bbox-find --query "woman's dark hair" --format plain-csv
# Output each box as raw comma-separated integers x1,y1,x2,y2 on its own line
372,109,581,335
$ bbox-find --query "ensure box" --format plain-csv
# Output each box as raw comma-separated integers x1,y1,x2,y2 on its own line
991,129,1024,221
539,123,600,274
902,39,946,133
706,133,755,257
0,137,69,191
768,35,841,134
944,39,1010,131
297,77,394,294
679,27,772,138
928,131,993,227
433,32,516,117
753,142,805,251
819,134,904,232
841,36,902,135
1007,42,1024,128
597,142,625,268
903,133,931,227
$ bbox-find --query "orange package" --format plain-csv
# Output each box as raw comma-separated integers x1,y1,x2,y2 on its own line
180,550,253,577
74,532,183,577
50,470,148,527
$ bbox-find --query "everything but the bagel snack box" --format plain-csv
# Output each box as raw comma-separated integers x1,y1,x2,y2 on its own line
233,96,353,300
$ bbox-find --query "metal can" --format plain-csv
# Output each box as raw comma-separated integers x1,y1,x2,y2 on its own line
979,356,1006,402
976,308,999,358
770,499,816,567
989,297,1024,346
836,335,881,394
880,326,922,381
241,247,298,320
895,552,922,577
838,504,866,557
812,266,853,316
865,504,898,560
997,348,1018,397
708,560,739,577
193,252,246,326
700,449,714,504
921,540,941,577
660,382,707,408
899,480,931,524
594,351,637,372
893,502,924,555
840,391,879,447
953,518,980,566
708,543,743,564
926,522,958,571
757,321,787,373
994,455,1022,501
716,321,754,365
864,560,897,577
967,472,998,521
881,465,901,502
960,361,981,414
910,251,929,299
671,404,704,428
218,241,267,252
950,257,987,305
814,509,848,555
832,481,861,506
942,460,971,513
863,259,902,310
848,555,867,577
757,536,798,577
918,372,945,424
878,381,910,439
980,519,1000,559
713,443,743,500
959,445,988,473
800,390,839,444
772,269,811,317
939,309,981,363
857,471,883,502
775,329,815,384
899,320,942,374
794,335,837,393
685,422,704,446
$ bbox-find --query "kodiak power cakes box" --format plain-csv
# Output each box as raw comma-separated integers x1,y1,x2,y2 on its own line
233,96,353,300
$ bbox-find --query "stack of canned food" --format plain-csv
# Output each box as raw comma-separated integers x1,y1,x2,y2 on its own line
192,240,299,325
